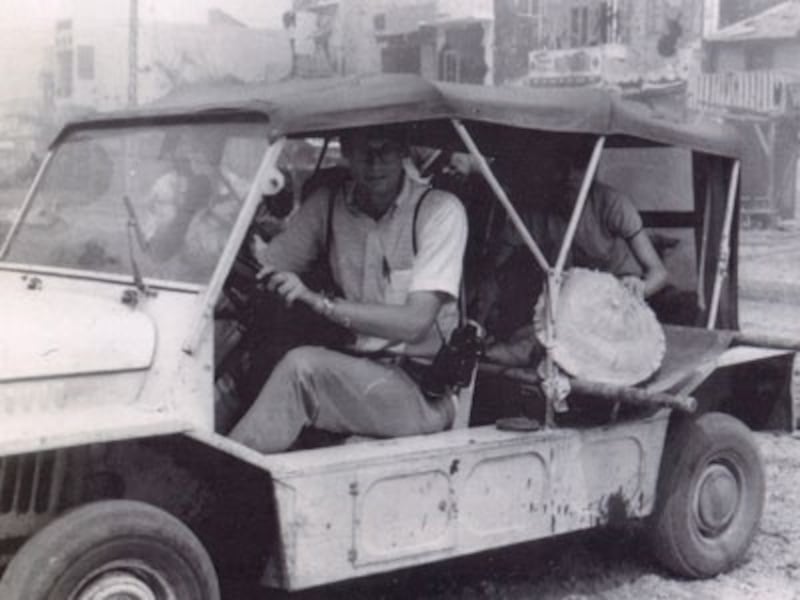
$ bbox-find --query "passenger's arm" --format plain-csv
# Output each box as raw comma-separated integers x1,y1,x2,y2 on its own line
626,230,669,298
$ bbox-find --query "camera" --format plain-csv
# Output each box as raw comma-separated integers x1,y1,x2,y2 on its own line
421,321,484,400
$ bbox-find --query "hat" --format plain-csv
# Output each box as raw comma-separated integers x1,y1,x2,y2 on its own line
534,268,665,386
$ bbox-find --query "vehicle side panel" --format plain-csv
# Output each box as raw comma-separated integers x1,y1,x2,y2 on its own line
259,412,669,590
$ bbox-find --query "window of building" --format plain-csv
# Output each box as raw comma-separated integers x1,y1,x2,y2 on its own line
373,13,386,31
441,49,461,82
76,45,95,80
56,51,73,98
514,0,543,48
745,44,774,71
55,19,73,98
515,0,540,16
570,5,590,47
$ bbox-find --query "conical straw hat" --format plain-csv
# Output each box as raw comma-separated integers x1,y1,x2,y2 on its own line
534,268,665,386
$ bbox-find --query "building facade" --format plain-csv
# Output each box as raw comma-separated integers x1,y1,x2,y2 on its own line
691,1,800,221
289,0,705,94
497,0,705,92
53,12,290,112
290,0,494,83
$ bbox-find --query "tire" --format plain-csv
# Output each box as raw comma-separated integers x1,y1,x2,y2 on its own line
0,499,220,600
648,412,765,578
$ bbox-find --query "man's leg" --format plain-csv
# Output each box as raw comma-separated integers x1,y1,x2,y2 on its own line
229,346,453,453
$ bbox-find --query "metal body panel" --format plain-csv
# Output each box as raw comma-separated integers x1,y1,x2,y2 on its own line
716,346,792,367
0,270,214,455
0,287,155,381
258,412,669,591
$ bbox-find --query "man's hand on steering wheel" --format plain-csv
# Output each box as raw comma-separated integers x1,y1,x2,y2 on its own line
258,266,315,308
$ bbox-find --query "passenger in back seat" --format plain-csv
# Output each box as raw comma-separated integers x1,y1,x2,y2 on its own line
483,152,669,366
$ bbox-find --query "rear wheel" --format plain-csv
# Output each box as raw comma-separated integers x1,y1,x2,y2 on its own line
0,499,220,599
649,412,765,578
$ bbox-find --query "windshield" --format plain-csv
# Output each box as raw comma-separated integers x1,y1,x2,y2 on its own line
2,120,269,284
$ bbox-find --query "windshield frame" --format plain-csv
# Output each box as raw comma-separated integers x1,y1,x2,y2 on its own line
0,115,271,290
0,149,53,260
182,136,287,354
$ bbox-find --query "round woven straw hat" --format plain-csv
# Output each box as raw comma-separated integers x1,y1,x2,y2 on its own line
534,268,665,386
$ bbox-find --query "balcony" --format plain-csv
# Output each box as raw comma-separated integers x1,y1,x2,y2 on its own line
689,69,800,115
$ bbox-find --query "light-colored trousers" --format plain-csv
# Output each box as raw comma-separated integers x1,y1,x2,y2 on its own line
229,346,453,453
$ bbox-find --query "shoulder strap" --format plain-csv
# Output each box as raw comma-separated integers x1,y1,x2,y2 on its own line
324,180,341,255
412,187,434,256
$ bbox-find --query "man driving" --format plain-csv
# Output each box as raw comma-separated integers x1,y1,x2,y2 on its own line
229,126,468,453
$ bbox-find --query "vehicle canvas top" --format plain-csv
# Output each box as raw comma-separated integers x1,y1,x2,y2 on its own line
52,74,742,158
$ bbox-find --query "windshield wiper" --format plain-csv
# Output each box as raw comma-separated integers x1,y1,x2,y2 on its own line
123,195,149,294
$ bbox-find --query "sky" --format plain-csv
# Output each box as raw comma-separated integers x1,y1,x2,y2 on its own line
0,0,291,103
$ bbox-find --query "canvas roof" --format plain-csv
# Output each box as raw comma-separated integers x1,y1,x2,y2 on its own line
53,74,741,157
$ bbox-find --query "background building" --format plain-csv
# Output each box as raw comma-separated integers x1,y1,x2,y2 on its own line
54,10,290,112
289,0,494,83
691,1,800,222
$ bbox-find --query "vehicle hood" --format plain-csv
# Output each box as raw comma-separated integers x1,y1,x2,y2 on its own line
0,291,156,382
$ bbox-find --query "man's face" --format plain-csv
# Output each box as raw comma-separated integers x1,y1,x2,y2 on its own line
345,132,406,200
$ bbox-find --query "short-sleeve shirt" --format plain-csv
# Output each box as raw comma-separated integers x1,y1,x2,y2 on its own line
262,173,468,356
497,180,644,278
550,181,644,278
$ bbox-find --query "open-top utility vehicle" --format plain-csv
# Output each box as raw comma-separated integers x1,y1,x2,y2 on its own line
0,74,797,599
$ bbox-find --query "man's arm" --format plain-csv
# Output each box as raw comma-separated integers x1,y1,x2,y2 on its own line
267,271,446,342
624,230,669,298
264,189,467,343
601,186,669,298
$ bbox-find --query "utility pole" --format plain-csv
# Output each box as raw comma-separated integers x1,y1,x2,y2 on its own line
128,0,138,106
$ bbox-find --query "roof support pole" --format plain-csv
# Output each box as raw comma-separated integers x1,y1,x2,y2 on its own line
540,135,605,425
707,159,740,329
450,118,550,273
554,136,606,274
696,183,713,313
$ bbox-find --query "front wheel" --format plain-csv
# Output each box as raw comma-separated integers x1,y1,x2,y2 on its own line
0,499,220,600
648,412,765,578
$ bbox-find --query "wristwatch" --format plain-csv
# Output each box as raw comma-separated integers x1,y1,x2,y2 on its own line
315,295,352,329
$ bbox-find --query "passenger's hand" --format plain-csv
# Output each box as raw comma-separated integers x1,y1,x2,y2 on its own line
621,275,645,300
266,271,314,307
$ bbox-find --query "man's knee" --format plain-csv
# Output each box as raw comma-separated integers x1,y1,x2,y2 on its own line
278,346,324,375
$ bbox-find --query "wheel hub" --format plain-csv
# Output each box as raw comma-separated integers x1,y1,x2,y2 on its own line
695,462,739,536
77,570,156,600
73,562,173,600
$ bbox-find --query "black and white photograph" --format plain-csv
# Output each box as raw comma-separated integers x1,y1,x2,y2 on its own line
1,1,799,598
